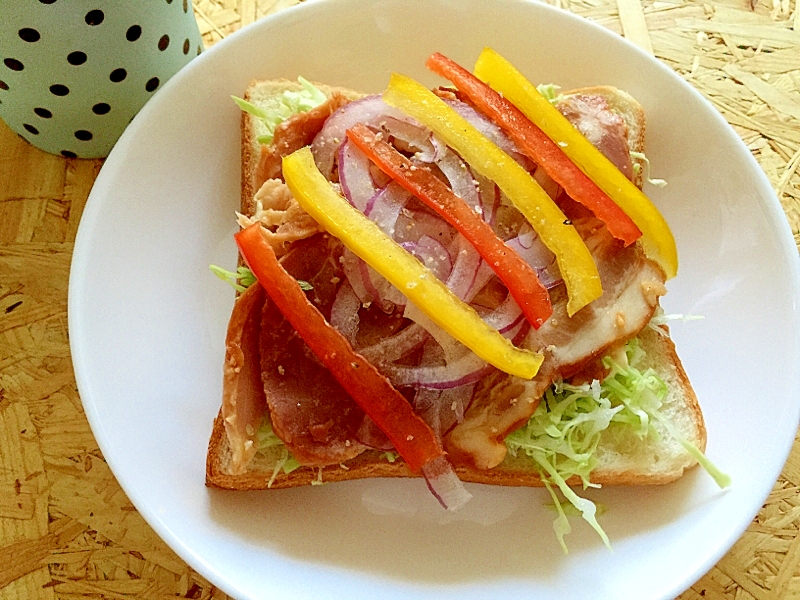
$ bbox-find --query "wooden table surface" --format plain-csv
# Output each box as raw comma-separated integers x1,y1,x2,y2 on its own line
2,0,800,598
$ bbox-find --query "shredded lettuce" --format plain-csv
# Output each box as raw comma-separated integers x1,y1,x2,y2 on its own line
537,83,563,105
382,451,400,463
311,467,326,486
233,76,327,145
541,477,572,553
648,311,705,329
210,264,313,292
506,338,729,552
210,264,256,292
654,414,732,488
257,419,300,487
630,150,667,188
248,330,728,549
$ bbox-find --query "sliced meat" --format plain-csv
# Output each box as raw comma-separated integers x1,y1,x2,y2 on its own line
445,222,666,470
259,235,368,465
558,94,634,180
221,283,268,475
255,93,352,187
238,179,324,256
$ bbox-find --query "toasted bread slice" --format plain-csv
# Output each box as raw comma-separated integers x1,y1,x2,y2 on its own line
207,78,705,491
207,323,705,489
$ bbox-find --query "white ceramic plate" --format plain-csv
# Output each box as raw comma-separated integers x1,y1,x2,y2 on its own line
68,0,800,598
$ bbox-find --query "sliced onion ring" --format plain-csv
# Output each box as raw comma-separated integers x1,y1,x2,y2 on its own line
381,352,492,389
359,323,428,364
338,139,378,212
329,280,361,345
422,455,472,511
311,95,410,178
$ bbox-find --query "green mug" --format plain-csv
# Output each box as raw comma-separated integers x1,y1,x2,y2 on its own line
0,0,203,158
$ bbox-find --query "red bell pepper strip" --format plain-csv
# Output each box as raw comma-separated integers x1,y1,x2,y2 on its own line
474,47,678,279
346,122,553,329
426,52,642,247
282,147,544,379
383,73,601,317
235,223,443,473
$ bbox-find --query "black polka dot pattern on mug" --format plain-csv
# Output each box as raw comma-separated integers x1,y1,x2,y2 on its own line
67,51,87,66
19,28,41,43
85,10,104,26
4,58,24,71
1,0,203,157
126,25,142,42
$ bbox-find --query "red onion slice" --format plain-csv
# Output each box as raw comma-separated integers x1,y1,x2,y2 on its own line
340,180,413,311
394,209,456,248
403,303,469,364
415,383,476,441
341,248,374,305
364,182,411,238
446,234,483,301
338,139,378,212
505,223,562,289
402,235,453,282
359,259,405,313
379,116,446,163
359,323,428,364
381,352,492,389
329,280,361,345
444,98,534,171
422,455,472,511
433,150,482,218
483,293,524,334
342,249,406,315
311,95,410,178
358,260,384,306
466,259,495,301
479,177,501,226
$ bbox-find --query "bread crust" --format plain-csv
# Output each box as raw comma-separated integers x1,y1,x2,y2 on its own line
208,78,705,493
240,79,364,217
206,321,706,489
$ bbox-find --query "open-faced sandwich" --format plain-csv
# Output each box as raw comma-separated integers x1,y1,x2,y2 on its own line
206,48,728,549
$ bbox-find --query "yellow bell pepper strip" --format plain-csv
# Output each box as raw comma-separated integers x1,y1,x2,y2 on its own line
473,47,678,279
382,73,602,316
426,51,642,247
345,122,553,329
282,146,544,380
235,223,443,473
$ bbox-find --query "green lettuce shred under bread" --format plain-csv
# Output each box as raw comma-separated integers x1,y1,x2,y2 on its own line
232,76,327,145
249,334,728,551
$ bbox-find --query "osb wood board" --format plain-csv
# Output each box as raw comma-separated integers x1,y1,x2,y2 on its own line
1,0,799,598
